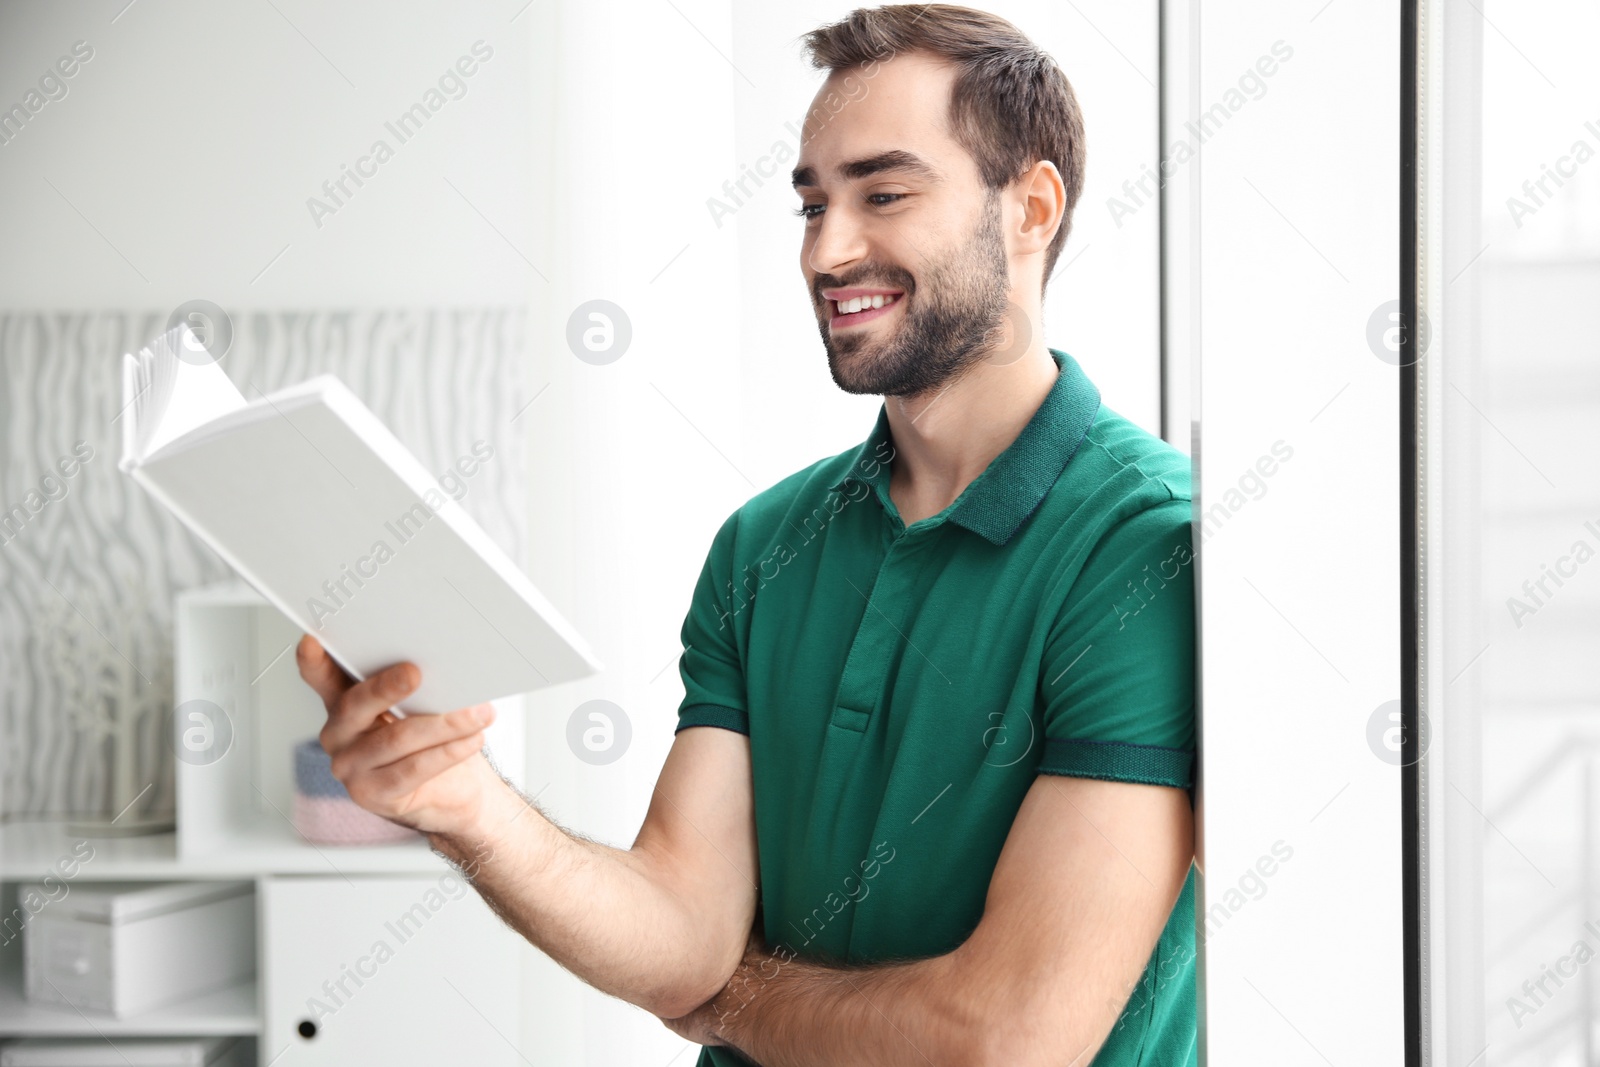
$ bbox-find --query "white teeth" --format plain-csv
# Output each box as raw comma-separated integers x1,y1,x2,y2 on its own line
835,293,898,315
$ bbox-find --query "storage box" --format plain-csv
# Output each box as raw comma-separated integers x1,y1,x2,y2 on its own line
0,1037,249,1066
21,881,254,1018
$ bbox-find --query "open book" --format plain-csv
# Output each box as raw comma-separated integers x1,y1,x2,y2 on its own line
120,324,601,713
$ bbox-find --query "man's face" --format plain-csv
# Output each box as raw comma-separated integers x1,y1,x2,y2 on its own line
793,52,1015,399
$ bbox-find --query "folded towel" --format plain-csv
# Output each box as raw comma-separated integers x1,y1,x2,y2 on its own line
290,738,420,845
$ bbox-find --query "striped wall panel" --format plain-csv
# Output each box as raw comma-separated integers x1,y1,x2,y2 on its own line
0,308,527,820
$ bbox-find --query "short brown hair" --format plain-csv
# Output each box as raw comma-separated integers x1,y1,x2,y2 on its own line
799,4,1086,292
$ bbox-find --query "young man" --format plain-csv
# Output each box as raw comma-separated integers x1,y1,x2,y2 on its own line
297,5,1198,1064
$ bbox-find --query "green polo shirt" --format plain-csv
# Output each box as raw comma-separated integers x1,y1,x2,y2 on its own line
675,347,1198,1066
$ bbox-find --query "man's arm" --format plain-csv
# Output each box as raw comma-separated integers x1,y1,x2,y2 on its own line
298,636,759,1020
668,773,1194,1067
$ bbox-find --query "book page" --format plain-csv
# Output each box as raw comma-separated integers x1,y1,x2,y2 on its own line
124,324,248,466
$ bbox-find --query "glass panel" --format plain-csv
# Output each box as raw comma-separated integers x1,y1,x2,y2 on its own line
1422,1,1600,1062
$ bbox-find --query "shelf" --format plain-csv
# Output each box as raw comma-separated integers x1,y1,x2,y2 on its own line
0,819,450,880
0,945,258,1037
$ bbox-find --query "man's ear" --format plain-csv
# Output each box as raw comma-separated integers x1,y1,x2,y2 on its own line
1015,159,1067,257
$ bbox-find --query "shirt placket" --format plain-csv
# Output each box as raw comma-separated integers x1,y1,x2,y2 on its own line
829,491,929,733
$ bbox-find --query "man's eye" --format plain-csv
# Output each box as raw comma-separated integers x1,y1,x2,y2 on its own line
791,193,906,220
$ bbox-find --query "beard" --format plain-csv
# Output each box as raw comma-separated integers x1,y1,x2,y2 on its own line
815,190,1012,399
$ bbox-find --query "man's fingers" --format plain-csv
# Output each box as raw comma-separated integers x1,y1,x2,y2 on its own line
296,634,354,708
320,661,421,753
329,704,495,781
357,732,487,804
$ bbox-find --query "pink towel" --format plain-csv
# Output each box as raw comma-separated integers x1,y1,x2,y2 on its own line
292,793,419,845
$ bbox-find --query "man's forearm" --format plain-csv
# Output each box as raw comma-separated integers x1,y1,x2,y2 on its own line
703,939,982,1067
428,761,740,1018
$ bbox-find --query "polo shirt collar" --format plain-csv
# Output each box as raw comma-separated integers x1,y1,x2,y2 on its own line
827,347,1101,547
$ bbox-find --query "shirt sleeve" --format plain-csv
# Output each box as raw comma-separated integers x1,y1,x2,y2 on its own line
1037,497,1196,790
673,507,750,735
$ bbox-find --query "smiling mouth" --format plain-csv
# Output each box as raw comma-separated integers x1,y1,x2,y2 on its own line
828,292,903,329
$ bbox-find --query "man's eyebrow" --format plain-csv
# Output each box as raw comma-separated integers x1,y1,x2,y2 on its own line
791,150,943,189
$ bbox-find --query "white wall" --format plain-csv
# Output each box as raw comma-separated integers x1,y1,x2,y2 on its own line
1191,0,1404,1063
518,0,742,1061
0,0,533,307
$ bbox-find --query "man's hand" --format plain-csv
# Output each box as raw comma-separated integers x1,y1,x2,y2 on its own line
296,634,500,836
297,642,759,1022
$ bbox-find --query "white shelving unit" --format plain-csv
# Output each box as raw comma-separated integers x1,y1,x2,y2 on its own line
0,821,446,881
0,584,529,1065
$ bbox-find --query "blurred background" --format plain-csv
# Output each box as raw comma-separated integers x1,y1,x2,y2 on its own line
1439,1,1600,1064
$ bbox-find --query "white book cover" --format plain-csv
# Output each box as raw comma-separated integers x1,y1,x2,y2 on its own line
120,324,601,713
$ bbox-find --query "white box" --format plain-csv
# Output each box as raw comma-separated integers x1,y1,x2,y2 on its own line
21,881,254,1018
0,1036,249,1066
